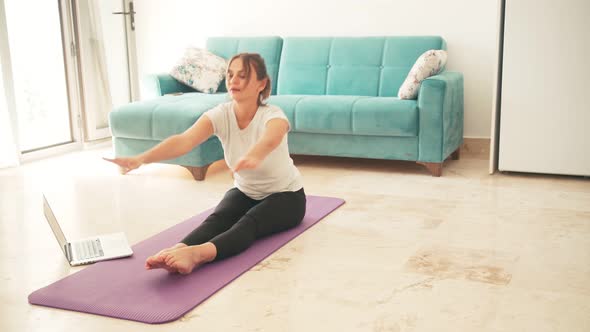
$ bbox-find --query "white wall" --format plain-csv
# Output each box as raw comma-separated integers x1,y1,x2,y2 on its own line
134,0,499,138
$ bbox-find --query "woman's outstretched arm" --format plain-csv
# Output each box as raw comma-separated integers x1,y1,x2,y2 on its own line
104,114,215,173
233,118,289,172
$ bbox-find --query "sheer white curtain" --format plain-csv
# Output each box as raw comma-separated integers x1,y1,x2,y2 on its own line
79,0,113,130
0,69,18,169
0,0,18,168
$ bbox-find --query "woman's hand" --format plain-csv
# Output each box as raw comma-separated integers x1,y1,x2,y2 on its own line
233,155,262,173
103,156,144,174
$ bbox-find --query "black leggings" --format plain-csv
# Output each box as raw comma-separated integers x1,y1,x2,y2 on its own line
180,187,306,260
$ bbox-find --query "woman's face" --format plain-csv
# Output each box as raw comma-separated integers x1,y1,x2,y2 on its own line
226,58,266,103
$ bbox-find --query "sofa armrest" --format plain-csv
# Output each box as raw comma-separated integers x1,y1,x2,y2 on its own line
141,74,197,99
417,71,464,163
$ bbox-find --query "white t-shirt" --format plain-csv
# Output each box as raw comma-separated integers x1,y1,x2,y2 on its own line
205,102,303,200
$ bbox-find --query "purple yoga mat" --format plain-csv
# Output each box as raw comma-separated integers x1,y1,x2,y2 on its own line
29,195,344,324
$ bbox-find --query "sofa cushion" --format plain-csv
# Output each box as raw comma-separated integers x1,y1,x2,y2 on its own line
295,96,360,134
269,95,417,137
111,92,418,142
352,98,418,136
398,50,448,100
378,37,446,97
278,36,445,97
169,48,227,93
110,93,228,140
267,95,305,128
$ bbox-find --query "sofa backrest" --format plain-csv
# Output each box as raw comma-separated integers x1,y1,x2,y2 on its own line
277,36,445,97
206,37,283,95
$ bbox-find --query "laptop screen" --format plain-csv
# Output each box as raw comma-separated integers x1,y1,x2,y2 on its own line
42,195,68,255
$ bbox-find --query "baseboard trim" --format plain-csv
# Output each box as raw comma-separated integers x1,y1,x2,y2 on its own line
461,138,490,159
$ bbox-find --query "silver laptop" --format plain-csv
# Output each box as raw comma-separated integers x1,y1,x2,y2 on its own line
43,194,133,266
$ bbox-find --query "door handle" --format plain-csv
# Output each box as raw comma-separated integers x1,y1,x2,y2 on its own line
112,1,135,31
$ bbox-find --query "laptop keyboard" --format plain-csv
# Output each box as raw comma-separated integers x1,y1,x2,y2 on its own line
74,239,104,261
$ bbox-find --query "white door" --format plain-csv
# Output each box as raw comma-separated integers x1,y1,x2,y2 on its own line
74,0,139,141
498,0,590,176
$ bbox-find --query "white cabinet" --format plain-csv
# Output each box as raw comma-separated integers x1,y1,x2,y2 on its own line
498,0,590,176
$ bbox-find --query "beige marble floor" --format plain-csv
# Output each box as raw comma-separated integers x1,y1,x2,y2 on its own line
1,143,589,331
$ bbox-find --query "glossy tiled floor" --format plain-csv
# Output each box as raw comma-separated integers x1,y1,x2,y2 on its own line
1,142,589,331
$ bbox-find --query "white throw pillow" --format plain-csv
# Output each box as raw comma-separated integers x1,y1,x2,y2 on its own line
170,48,227,94
398,50,448,100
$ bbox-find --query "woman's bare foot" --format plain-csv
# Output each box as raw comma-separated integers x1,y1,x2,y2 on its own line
145,243,187,272
161,242,217,275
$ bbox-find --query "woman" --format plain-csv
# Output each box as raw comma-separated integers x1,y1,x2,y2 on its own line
104,53,305,275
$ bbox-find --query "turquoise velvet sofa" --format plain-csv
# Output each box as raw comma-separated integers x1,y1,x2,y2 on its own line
110,36,463,179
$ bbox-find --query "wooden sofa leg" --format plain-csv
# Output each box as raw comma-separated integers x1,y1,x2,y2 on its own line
451,147,460,160
417,162,443,177
182,165,210,181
